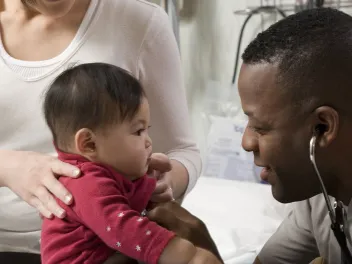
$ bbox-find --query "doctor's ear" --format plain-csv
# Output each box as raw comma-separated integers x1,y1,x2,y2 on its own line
312,106,339,148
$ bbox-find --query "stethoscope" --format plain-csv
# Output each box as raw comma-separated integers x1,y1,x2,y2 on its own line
310,129,352,263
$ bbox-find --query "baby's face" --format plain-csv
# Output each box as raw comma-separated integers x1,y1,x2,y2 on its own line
94,98,152,180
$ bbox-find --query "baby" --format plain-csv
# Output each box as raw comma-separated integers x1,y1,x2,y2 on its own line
40,63,198,264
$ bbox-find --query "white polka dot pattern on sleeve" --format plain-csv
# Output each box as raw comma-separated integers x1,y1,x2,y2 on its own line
136,245,141,251
118,212,125,218
106,226,111,232
116,242,121,247
141,209,147,216
146,230,151,236
137,217,143,222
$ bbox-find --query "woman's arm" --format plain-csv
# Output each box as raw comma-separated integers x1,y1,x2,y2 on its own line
0,149,80,218
169,159,189,200
0,150,7,187
137,6,201,199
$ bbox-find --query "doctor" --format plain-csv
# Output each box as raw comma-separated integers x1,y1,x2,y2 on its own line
149,7,352,264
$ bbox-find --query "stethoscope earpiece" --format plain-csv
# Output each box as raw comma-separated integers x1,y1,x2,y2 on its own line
315,124,327,136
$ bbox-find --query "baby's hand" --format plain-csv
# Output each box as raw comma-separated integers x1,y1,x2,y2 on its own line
147,153,174,203
151,172,175,203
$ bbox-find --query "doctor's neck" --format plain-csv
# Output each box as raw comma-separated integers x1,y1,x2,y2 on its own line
328,159,352,205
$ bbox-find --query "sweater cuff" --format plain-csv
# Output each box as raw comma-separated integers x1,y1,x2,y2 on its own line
168,152,201,196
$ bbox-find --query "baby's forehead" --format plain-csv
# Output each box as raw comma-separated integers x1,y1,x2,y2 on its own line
133,98,150,117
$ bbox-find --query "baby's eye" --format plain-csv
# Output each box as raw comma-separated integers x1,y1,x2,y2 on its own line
135,129,145,136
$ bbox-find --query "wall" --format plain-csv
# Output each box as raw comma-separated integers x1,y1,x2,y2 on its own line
180,0,283,102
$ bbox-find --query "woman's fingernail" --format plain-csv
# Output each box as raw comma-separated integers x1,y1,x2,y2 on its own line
64,194,72,204
72,169,80,177
57,209,66,218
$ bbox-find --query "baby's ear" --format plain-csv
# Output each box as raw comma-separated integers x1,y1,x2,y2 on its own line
75,128,97,158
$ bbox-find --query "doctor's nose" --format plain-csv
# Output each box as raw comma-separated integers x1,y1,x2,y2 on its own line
242,126,259,153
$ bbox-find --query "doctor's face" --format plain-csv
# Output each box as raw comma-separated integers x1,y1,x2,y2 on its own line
238,63,322,203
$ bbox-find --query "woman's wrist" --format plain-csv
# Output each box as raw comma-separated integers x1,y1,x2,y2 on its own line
0,149,14,187
169,160,189,200
0,173,4,187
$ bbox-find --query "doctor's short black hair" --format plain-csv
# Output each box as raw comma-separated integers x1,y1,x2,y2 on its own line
43,63,145,148
242,8,352,110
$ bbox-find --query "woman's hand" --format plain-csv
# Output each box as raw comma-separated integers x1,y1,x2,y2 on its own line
0,150,80,219
151,172,175,203
148,153,174,203
148,202,223,263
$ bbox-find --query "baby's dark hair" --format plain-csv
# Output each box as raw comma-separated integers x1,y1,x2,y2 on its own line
242,8,352,111
43,63,145,147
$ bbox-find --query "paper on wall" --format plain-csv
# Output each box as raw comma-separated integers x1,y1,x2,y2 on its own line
202,115,260,182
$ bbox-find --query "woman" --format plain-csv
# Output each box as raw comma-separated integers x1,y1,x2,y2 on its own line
0,0,201,261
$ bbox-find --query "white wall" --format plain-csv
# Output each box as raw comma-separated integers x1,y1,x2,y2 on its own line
179,0,352,101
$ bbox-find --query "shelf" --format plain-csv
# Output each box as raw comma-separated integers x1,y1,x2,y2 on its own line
234,2,352,15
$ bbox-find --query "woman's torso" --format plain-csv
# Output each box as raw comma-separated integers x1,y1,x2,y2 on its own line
0,0,163,253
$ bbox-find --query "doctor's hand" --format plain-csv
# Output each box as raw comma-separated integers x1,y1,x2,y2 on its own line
103,253,138,264
147,202,223,263
148,153,174,203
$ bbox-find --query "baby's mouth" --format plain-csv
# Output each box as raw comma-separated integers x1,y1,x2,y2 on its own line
146,154,152,164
